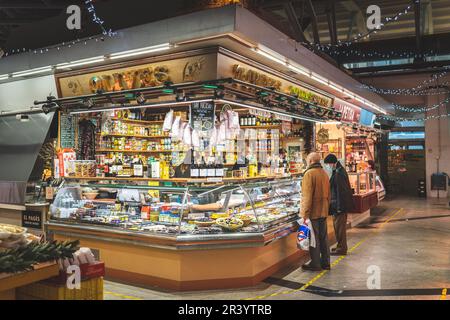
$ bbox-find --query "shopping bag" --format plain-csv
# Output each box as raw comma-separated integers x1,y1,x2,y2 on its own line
297,218,310,251
296,218,316,251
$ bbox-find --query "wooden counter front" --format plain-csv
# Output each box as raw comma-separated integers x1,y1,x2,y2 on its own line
0,262,59,300
47,218,336,291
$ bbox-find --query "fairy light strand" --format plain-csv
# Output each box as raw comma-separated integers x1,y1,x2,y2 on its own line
3,1,116,57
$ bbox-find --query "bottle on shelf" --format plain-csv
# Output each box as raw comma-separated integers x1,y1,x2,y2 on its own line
207,156,216,177
215,154,224,177
199,156,207,178
133,156,144,177
190,157,199,178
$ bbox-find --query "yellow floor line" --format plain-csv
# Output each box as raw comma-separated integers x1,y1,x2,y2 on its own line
104,290,143,300
242,207,404,300
440,288,447,300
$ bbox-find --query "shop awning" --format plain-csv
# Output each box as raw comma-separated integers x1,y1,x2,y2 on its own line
0,112,54,205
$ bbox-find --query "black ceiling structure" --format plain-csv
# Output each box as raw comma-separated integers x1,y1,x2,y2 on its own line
245,0,450,75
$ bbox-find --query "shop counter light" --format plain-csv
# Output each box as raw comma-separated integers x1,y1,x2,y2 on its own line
68,96,325,124
253,45,287,66
0,74,9,81
56,56,105,70
252,44,387,115
12,66,53,78
68,99,215,115
109,43,172,60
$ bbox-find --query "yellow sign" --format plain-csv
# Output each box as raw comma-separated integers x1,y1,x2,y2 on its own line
232,64,282,90
289,86,332,107
58,54,216,97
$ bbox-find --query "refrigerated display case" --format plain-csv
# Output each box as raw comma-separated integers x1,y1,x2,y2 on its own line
348,171,379,213
46,177,303,290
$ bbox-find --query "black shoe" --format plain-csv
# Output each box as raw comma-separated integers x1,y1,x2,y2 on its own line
301,263,322,271
321,265,331,270
330,251,347,256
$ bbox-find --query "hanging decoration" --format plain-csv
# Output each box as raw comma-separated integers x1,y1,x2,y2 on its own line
84,0,116,37
388,95,450,113
361,66,450,96
302,0,418,49
2,1,116,57
328,48,435,60
378,110,450,123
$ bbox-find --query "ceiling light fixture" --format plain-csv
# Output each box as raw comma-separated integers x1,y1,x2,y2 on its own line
69,99,214,115
109,43,172,60
56,56,105,70
12,66,53,78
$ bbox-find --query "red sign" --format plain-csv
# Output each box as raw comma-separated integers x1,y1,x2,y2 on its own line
333,100,361,123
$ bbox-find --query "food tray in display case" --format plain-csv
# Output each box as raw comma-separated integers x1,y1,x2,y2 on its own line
48,177,302,248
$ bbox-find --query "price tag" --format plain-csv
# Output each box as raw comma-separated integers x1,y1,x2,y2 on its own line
206,177,223,183
187,213,206,220
148,181,159,187
45,187,54,200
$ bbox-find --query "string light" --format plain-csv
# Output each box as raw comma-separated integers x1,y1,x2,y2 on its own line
2,1,116,57
361,66,450,95
389,95,450,113
301,0,418,49
84,0,116,37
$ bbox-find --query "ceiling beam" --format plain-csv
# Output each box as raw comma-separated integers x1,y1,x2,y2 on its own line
0,2,67,9
422,0,433,35
414,0,424,62
305,0,320,44
0,19,39,26
283,1,308,43
325,0,337,45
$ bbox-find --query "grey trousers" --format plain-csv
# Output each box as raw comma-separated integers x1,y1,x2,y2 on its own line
309,218,330,268
332,213,348,253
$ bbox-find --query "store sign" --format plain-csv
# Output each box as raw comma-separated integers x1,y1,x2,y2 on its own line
58,54,215,97
22,211,42,229
333,100,361,123
232,64,282,90
359,109,376,127
88,66,171,93
190,101,215,131
289,86,333,108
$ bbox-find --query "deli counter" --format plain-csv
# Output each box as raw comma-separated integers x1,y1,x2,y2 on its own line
46,177,303,290
348,171,380,213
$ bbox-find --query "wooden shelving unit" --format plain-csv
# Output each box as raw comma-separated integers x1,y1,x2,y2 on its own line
96,149,179,153
63,175,293,184
99,133,169,139
111,118,164,125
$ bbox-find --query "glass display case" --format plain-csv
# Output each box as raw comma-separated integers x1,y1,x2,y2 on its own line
348,171,377,195
49,177,301,239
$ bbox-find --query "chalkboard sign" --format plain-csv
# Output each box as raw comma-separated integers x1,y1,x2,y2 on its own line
190,101,215,131
22,210,42,229
60,113,76,149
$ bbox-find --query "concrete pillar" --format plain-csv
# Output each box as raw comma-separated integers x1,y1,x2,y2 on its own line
425,92,450,198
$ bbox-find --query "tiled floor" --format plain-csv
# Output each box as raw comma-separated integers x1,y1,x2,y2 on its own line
104,196,450,300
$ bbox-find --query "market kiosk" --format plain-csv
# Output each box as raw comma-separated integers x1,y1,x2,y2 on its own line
36,47,342,290
315,98,384,218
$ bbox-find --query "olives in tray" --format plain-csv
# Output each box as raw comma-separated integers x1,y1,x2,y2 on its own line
215,217,244,231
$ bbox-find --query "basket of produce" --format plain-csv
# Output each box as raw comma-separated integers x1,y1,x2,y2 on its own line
215,217,244,231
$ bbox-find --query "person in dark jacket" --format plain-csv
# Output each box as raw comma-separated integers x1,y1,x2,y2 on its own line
324,154,354,256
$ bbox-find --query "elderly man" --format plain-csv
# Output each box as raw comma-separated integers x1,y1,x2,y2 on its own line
300,152,331,271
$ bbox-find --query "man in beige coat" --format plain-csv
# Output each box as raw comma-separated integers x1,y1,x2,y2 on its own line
300,152,331,271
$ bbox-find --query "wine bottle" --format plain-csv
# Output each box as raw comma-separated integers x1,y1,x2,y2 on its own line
199,156,207,178
207,157,215,177
133,156,144,177
190,154,199,178
215,154,224,177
